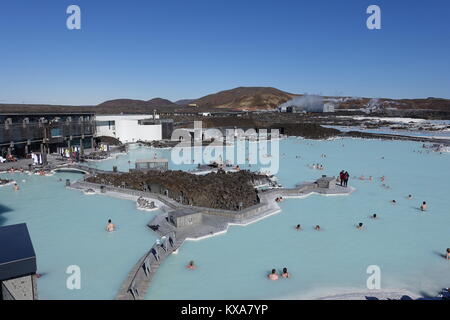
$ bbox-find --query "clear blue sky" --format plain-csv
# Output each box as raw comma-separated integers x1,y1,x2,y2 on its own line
0,0,449,105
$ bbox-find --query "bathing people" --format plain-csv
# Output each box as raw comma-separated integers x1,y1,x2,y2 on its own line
371,214,378,219
314,225,321,231
407,194,413,200
420,201,427,211
187,261,196,269
447,248,450,260
281,267,290,278
268,269,278,280
106,219,115,232
13,183,19,191
357,222,364,230
295,224,301,231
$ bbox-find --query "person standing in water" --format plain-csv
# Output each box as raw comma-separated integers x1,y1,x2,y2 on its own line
446,248,450,260
268,269,279,280
356,222,364,230
281,267,290,278
187,261,196,269
420,201,427,211
106,219,115,232
295,224,301,231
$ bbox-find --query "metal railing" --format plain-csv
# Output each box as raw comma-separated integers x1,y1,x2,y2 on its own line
127,230,177,299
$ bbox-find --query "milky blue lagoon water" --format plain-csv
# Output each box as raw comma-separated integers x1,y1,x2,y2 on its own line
1,137,449,299
0,171,158,299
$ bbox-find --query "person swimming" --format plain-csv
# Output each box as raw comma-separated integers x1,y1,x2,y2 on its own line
357,222,364,230
295,224,301,231
314,225,321,231
13,183,19,191
106,219,115,232
391,200,397,204
268,269,278,280
407,194,413,200
371,214,378,219
281,267,290,278
420,201,427,211
187,260,196,269
447,248,450,260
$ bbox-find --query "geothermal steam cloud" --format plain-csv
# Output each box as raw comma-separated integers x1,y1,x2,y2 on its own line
279,94,324,112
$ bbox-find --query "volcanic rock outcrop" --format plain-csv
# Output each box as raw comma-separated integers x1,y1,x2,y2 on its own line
86,170,270,210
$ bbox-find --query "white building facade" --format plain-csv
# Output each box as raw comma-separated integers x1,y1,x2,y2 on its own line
95,114,162,143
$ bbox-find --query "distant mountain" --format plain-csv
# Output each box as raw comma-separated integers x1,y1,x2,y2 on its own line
98,99,148,108
174,99,196,106
147,98,174,106
2,88,450,115
98,97,176,108
193,87,295,110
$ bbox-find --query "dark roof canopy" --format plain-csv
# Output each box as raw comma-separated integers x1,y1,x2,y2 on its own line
0,223,37,281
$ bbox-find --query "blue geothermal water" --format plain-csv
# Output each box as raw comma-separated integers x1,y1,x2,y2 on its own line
1,137,449,299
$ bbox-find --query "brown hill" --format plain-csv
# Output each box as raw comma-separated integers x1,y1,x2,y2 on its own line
98,97,175,108
98,99,148,108
193,87,295,110
2,88,450,115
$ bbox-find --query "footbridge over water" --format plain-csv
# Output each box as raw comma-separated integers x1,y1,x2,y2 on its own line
53,164,114,176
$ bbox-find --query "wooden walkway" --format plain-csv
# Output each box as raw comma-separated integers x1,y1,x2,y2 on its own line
115,230,183,300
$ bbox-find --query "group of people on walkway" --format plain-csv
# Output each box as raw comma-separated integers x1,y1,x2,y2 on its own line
339,170,349,187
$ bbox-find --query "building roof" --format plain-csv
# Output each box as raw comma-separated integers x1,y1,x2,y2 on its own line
169,208,201,218
0,223,37,281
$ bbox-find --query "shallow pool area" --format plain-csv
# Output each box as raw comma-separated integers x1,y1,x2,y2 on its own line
1,137,450,299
